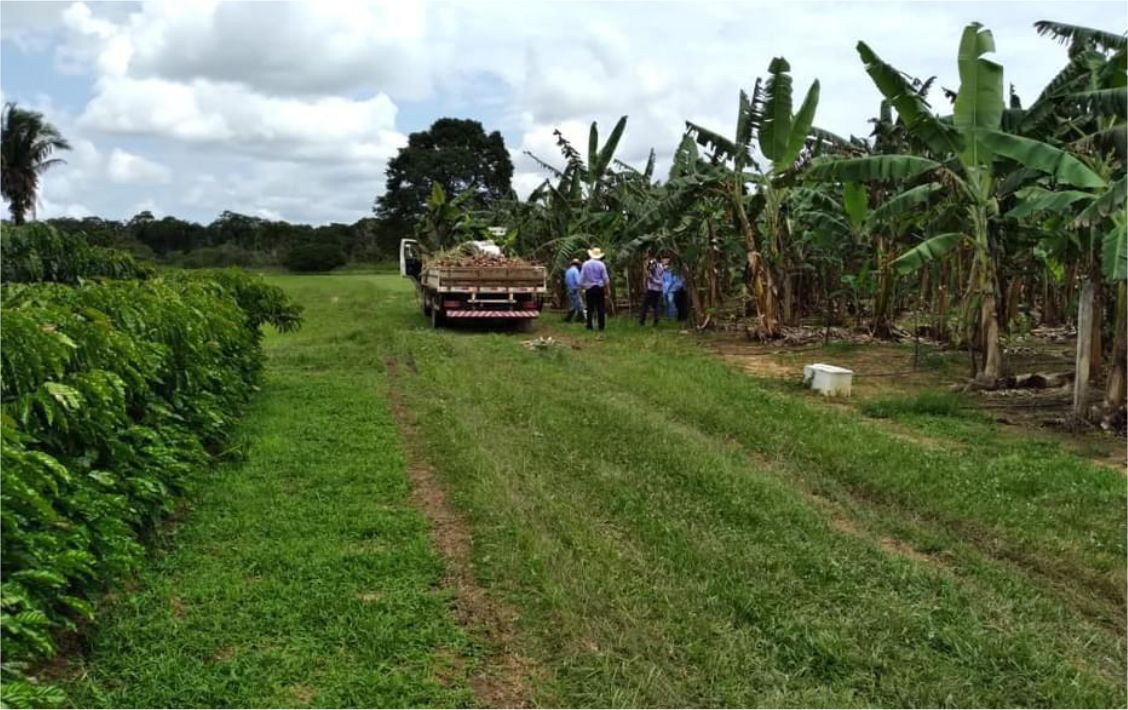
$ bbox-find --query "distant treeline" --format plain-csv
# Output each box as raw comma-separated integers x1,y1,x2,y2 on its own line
28,210,407,272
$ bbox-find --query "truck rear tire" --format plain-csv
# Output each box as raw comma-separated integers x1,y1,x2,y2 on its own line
431,306,444,329
516,318,534,333
422,297,432,317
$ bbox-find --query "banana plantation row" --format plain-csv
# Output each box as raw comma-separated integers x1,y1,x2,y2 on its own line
419,20,1126,412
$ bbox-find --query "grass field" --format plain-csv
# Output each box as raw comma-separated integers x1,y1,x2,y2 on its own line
64,273,1126,707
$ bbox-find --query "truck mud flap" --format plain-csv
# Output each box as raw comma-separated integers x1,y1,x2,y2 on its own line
444,310,540,319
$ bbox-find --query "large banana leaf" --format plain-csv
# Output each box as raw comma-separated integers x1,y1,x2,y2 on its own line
842,182,868,231
735,84,758,153
806,126,866,154
759,57,794,163
807,154,941,182
523,150,564,179
1101,47,1127,88
893,232,966,274
809,212,853,238
1076,175,1128,226
953,23,1004,166
1068,87,1128,117
1034,21,1127,53
977,129,1106,188
783,79,820,168
643,148,656,181
669,134,700,180
1020,50,1103,135
857,41,964,158
685,121,741,163
1101,215,1127,282
1007,185,1093,219
588,122,599,174
869,182,944,224
590,116,628,186
1069,120,1127,160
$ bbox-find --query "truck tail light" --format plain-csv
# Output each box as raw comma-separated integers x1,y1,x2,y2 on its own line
442,299,462,309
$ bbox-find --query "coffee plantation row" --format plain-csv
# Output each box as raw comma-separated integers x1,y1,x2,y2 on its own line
0,225,302,707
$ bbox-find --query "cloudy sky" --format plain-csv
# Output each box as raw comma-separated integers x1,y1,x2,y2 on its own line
1,0,1123,226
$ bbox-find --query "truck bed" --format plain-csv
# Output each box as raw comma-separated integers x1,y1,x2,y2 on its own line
422,264,546,289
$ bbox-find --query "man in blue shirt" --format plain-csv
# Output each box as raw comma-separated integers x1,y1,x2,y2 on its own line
662,258,686,320
563,258,583,322
579,247,610,331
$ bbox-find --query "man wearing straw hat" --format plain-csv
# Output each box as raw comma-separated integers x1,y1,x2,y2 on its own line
579,247,610,331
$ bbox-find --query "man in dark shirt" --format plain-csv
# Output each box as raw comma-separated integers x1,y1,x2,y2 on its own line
580,247,610,331
638,257,666,326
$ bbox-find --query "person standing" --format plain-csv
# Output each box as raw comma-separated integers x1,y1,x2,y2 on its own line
662,258,686,320
563,258,584,322
638,257,665,326
580,247,610,331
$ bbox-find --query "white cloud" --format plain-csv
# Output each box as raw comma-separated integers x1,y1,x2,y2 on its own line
106,148,171,184
6,0,1123,223
79,76,407,163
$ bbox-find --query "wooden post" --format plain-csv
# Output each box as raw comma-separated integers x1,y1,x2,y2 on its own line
1073,278,1095,419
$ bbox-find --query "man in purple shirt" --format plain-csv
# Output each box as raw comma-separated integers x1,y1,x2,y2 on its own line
638,256,666,326
580,247,610,331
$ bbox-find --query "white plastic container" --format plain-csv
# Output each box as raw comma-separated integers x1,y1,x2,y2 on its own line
803,363,854,397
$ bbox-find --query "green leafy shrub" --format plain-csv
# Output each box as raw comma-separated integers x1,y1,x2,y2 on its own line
1,224,153,284
0,268,301,706
283,242,347,272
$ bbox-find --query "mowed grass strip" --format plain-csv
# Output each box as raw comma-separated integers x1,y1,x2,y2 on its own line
374,278,1124,707
62,273,1126,708
62,275,474,708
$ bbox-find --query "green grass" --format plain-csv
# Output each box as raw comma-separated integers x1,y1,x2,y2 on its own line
860,391,980,419
66,274,1126,708
61,275,474,708
383,281,1125,707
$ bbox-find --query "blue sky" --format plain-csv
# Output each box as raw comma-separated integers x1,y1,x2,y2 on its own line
1,0,1124,225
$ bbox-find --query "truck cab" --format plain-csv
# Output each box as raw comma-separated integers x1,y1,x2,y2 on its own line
400,238,423,282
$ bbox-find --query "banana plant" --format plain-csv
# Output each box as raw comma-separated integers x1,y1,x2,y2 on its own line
523,117,638,276
685,57,820,336
414,182,479,251
800,178,946,336
808,22,1106,382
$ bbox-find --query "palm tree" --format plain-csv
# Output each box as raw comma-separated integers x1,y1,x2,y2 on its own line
1,103,71,225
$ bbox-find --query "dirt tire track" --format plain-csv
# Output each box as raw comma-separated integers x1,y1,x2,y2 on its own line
384,357,534,709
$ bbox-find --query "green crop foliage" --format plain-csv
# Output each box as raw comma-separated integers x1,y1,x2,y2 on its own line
1,223,154,284
0,230,302,707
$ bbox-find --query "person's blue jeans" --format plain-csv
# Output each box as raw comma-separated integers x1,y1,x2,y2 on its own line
566,288,584,321
664,290,677,319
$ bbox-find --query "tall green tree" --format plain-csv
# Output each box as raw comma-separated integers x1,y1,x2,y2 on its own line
375,118,513,235
1,103,70,225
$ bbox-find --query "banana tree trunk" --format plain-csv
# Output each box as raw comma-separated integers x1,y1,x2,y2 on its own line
873,235,893,338
1105,282,1126,409
782,272,794,325
1089,276,1103,384
979,285,1003,381
975,207,1002,383
685,270,706,328
1003,276,1023,333
732,183,778,337
706,218,720,310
